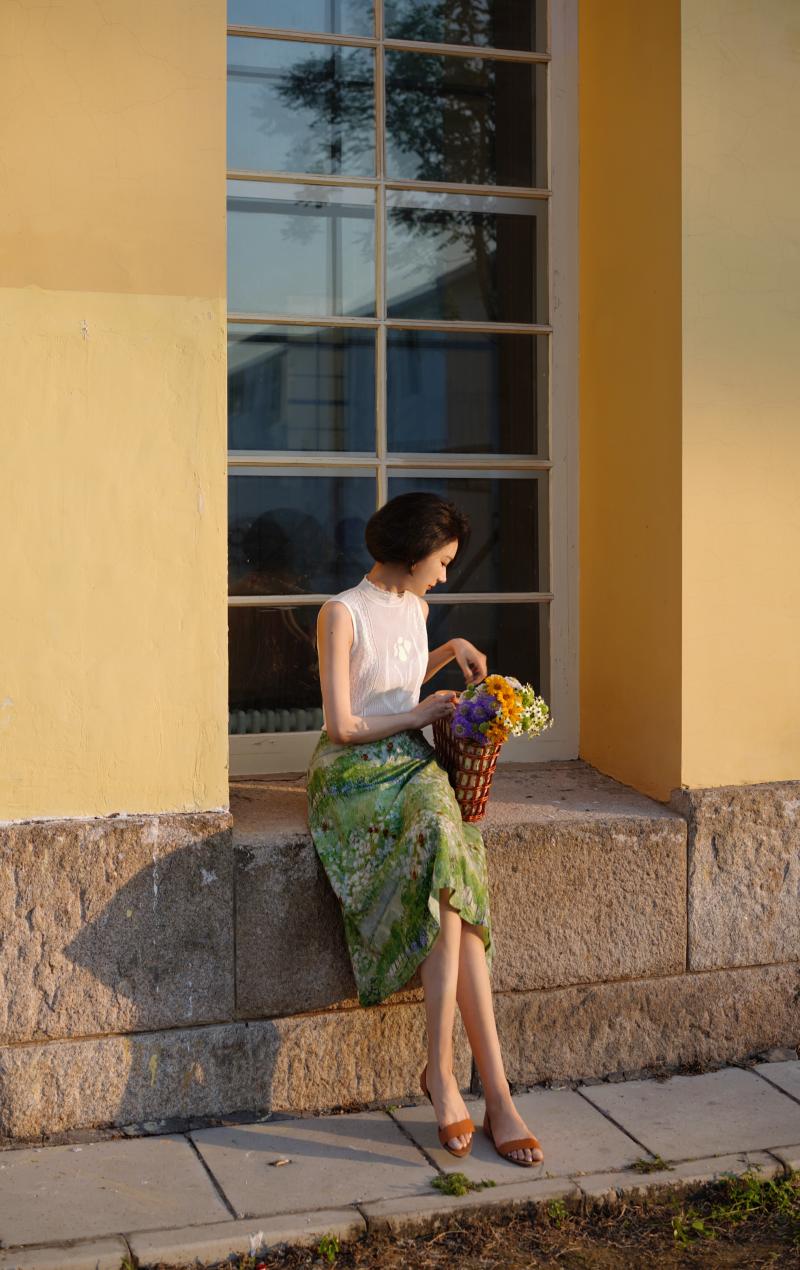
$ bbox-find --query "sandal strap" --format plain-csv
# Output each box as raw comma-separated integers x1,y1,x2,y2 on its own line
496,1134,542,1154
437,1117,475,1145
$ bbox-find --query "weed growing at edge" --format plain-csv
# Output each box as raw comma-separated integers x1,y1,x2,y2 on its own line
546,1197,569,1226
317,1232,341,1263
431,1171,497,1198
671,1167,799,1247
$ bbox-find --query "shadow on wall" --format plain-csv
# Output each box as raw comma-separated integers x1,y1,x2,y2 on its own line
0,813,423,1137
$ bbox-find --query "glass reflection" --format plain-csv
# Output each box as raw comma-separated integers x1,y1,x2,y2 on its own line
228,604,324,732
228,1,373,36
228,325,375,451
228,37,374,176
386,190,546,323
228,180,375,317
228,472,374,594
424,603,547,700
384,0,546,53
387,330,545,454
388,474,546,592
385,52,543,188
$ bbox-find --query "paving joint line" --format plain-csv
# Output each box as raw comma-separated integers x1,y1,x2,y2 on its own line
185,1132,239,1221
747,1064,800,1108
572,1086,658,1160
764,1148,795,1176
384,1105,447,1174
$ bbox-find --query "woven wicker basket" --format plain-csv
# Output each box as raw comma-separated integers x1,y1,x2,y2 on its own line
432,716,502,822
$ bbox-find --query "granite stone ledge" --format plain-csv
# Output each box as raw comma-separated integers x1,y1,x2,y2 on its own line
0,811,234,1044
0,1005,472,1141
494,963,800,1087
233,761,687,1016
671,780,800,971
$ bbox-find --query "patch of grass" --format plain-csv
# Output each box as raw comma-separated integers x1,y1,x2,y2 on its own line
671,1166,800,1248
430,1171,496,1197
545,1196,569,1226
630,1153,674,1173
317,1232,340,1263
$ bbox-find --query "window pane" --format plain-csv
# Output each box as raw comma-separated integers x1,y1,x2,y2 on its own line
229,605,324,732
229,472,375,594
385,52,544,188
229,324,376,451
228,181,375,317
386,190,546,323
228,37,374,177
384,0,546,53
388,474,547,592
387,330,545,455
229,1,373,35
425,603,548,700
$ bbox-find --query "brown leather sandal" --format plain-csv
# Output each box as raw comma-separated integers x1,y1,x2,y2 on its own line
419,1064,475,1158
483,1104,544,1167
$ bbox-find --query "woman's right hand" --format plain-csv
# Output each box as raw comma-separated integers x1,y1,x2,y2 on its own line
412,690,458,727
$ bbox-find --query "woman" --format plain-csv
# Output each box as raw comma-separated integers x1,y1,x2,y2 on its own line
307,492,543,1166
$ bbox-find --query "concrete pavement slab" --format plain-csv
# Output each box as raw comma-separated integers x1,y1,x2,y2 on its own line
362,1177,580,1235
0,1238,129,1270
190,1110,435,1218
128,1208,366,1268
577,1150,784,1205
580,1067,800,1160
753,1059,800,1102
0,1135,228,1246
390,1088,644,1184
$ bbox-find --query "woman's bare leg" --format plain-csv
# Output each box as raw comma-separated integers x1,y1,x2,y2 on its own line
455,925,543,1163
418,887,473,1151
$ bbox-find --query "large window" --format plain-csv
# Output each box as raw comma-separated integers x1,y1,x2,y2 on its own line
227,0,577,772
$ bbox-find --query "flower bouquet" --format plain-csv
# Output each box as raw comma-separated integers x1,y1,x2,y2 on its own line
433,675,553,822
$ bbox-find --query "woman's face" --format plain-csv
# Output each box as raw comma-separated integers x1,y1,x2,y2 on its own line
409,539,459,596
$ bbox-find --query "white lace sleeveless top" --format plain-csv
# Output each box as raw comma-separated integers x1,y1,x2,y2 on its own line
321,575,429,720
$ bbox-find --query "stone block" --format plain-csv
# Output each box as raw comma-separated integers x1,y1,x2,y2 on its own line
671,781,800,970
492,963,800,1087
483,818,686,990
0,812,234,1043
0,1004,472,1140
234,837,425,1016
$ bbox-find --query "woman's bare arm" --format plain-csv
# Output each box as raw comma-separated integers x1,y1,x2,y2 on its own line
317,601,455,744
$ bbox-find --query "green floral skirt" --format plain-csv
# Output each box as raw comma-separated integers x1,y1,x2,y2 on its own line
306,728,494,1007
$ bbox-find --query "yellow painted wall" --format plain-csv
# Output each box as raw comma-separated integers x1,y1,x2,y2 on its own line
0,1,228,819
578,1,683,801
682,0,800,786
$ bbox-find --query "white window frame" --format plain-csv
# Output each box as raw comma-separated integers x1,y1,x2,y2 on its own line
228,0,578,776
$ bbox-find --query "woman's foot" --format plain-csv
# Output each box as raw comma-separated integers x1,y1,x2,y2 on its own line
484,1091,544,1164
423,1065,474,1152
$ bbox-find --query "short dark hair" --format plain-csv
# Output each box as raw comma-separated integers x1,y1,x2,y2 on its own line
365,492,469,570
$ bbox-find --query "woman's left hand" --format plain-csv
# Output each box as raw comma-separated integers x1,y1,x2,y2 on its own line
449,638,488,686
